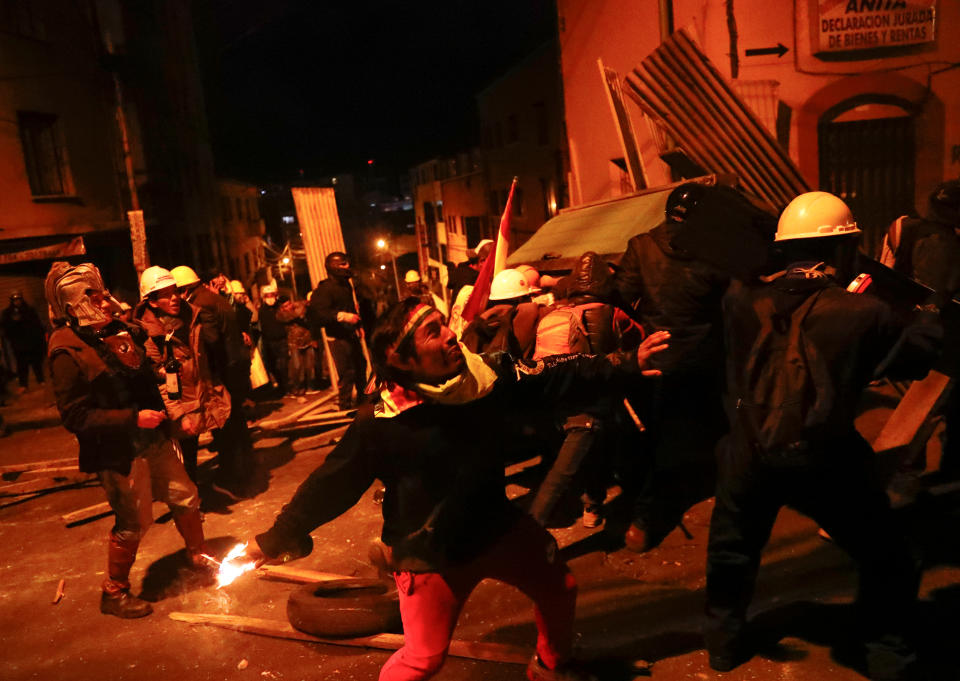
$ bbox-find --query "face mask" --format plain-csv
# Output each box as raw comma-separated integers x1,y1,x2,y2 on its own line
45,263,119,327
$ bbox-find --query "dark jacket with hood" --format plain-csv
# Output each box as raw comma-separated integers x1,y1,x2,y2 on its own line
616,222,729,376
185,285,248,381
724,263,940,459
49,322,165,475
256,350,645,571
308,276,363,341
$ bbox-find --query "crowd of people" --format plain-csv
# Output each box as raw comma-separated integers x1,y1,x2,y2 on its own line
7,180,959,681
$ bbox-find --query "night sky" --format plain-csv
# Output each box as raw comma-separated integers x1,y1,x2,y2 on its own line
194,0,557,184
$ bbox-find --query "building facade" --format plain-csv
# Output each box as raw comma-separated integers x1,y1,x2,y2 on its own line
411,40,567,281
217,179,264,285
0,0,224,310
557,0,960,252
0,2,131,305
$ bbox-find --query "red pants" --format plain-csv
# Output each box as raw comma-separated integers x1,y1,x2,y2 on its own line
379,514,577,681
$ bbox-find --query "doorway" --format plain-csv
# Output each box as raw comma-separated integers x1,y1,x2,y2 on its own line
818,99,916,257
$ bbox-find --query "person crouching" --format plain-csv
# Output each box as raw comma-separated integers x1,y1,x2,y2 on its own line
244,298,669,680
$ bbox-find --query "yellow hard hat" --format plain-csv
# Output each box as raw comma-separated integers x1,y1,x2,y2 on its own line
404,270,421,284
776,192,861,242
170,265,200,288
229,280,245,295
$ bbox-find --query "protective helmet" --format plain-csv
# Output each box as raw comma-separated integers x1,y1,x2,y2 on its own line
489,268,534,301
928,179,960,226
471,238,494,260
665,182,708,224
139,266,177,299
404,270,421,284
229,280,246,295
514,264,541,291
775,192,860,242
44,262,119,327
261,280,278,295
170,265,200,288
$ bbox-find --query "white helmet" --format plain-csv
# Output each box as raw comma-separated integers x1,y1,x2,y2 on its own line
139,266,178,299
489,268,534,301
170,265,201,288
775,192,861,242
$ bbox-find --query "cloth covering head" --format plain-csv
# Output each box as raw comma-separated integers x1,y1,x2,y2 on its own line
44,261,121,327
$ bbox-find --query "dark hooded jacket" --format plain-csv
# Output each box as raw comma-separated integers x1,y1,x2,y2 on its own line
256,350,645,571
616,223,729,376
724,264,940,457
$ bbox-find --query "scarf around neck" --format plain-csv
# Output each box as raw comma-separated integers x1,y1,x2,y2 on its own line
375,345,498,418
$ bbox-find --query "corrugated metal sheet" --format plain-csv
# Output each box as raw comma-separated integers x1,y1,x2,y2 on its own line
290,187,346,287
625,30,809,213
731,79,780,137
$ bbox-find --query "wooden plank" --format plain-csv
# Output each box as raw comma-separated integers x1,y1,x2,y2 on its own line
290,425,350,452
598,59,647,190
168,612,531,665
273,418,354,434
0,474,96,497
62,500,166,526
872,371,952,454
296,409,356,423
0,457,77,474
257,565,358,584
255,391,337,430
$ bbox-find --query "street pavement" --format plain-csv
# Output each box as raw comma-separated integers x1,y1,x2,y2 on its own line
2,380,960,681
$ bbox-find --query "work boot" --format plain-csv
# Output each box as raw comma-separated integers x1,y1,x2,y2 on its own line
100,589,153,618
526,654,597,681
623,520,671,553
101,532,152,617
173,509,216,576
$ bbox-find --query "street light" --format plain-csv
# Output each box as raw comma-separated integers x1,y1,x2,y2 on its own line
376,238,401,299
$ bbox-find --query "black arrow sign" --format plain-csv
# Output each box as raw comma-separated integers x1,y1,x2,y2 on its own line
745,43,789,58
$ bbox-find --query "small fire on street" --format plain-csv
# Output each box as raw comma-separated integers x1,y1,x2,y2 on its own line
202,543,257,589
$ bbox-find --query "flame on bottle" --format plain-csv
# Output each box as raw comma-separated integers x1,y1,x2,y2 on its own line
203,542,257,589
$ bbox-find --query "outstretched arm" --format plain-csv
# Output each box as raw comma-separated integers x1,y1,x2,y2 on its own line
254,420,376,560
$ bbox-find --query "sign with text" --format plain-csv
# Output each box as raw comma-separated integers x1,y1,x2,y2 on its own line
127,209,148,273
817,0,936,53
0,236,85,265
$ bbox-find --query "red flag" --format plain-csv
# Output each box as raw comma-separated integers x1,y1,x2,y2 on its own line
461,177,517,324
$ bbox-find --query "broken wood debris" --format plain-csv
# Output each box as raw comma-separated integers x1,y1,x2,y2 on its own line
169,612,531,665
290,425,350,452
254,391,338,431
0,473,96,497
52,579,65,605
257,564,361,585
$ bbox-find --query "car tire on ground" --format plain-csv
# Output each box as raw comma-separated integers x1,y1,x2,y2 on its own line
287,578,401,638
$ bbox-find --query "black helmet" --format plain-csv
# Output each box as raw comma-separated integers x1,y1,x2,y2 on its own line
929,180,960,226
665,183,709,224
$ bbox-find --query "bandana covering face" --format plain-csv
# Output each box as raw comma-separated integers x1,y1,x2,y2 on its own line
376,343,498,418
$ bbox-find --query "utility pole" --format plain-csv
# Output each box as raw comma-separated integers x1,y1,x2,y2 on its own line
106,34,148,276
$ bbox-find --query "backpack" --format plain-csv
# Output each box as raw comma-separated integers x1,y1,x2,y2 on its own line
735,288,833,465
533,302,609,359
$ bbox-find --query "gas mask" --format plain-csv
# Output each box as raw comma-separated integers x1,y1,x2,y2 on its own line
44,262,122,327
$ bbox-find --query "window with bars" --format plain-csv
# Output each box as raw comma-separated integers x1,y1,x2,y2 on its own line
18,112,74,197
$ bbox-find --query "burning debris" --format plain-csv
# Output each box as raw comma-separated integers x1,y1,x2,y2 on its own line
203,543,257,589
